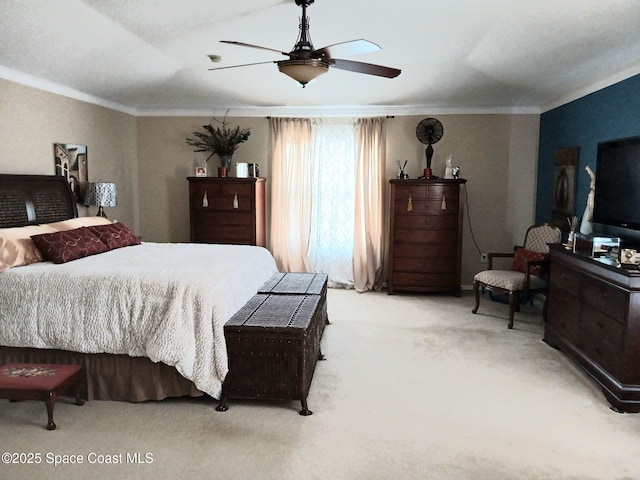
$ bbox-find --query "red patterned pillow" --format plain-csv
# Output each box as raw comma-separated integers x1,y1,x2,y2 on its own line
88,222,140,250
511,248,549,277
31,227,109,264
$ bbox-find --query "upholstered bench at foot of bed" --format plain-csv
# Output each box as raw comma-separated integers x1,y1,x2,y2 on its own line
217,293,325,416
0,363,84,430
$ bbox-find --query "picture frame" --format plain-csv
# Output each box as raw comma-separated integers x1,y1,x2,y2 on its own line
54,143,88,203
551,146,579,231
195,166,207,177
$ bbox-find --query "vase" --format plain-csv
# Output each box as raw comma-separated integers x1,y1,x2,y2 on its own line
219,154,232,174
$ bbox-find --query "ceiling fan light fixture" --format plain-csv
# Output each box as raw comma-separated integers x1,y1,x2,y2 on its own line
277,59,329,87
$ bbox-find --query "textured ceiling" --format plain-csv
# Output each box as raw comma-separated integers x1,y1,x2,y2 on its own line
1,0,640,116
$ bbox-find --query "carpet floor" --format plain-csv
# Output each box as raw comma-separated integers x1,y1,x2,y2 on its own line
1,289,638,480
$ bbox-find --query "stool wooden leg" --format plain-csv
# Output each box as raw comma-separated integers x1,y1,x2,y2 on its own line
45,391,57,431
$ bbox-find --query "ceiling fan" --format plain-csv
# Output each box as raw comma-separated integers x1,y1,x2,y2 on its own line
209,0,401,87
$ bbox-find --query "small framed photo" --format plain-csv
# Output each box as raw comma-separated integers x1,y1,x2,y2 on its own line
195,166,207,177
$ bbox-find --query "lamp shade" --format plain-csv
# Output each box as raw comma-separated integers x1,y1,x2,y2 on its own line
84,181,117,217
277,59,329,86
84,182,117,207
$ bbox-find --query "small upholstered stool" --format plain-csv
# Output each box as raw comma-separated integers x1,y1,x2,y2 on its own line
0,363,84,430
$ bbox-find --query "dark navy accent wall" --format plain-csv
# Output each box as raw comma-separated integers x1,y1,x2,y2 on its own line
536,74,640,225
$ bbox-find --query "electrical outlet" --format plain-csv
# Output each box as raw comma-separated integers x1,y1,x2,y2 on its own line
480,253,488,263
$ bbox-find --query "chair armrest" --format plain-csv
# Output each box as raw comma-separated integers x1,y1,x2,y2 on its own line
523,258,550,290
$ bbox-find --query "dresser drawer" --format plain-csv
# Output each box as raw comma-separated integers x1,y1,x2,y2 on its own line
392,242,458,259
192,211,253,227
190,183,254,211
580,307,625,347
393,229,458,244
581,277,627,320
392,272,458,289
393,198,459,215
394,184,459,200
547,288,581,342
578,306,624,375
192,225,255,244
393,214,459,230
392,257,457,274
549,263,582,296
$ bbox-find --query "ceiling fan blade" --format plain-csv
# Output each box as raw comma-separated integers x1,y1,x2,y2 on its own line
330,59,401,78
209,60,277,71
312,39,381,59
220,40,293,58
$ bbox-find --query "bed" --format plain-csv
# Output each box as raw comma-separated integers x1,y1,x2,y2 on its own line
0,174,278,401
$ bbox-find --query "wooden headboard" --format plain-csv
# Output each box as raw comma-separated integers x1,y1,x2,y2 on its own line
0,174,78,228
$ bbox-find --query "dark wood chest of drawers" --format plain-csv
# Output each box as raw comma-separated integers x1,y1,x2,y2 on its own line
545,245,640,412
188,177,265,246
388,179,466,295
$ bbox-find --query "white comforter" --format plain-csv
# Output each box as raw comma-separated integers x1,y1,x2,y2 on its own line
0,242,278,399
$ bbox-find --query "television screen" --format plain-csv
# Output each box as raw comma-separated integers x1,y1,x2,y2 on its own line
593,136,640,232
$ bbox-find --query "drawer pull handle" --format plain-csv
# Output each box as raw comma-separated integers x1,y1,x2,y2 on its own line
407,195,413,212
441,197,446,210
202,190,208,207
233,192,239,209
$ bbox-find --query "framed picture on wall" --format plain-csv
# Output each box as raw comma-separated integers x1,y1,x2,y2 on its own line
54,143,88,203
551,146,579,231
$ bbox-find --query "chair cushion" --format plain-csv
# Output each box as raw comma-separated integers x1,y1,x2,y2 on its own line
474,270,548,292
511,248,548,277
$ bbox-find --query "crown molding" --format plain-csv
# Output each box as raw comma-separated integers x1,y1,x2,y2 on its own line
136,104,540,117
0,66,136,116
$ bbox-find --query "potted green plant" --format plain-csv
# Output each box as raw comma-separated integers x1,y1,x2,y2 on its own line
186,113,251,172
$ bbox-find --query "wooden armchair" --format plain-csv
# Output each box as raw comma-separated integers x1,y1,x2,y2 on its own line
472,223,562,329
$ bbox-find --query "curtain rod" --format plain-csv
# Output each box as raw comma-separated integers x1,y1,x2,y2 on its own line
265,115,396,119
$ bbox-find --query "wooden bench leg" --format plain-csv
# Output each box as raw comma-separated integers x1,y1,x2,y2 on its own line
299,398,313,416
215,394,229,412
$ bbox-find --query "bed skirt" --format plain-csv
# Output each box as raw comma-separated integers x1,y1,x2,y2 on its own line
0,347,204,402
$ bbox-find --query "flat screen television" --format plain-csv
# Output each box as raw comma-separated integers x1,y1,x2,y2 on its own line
593,135,640,246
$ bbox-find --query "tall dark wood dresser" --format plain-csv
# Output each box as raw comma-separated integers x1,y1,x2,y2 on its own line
388,178,466,295
188,177,265,246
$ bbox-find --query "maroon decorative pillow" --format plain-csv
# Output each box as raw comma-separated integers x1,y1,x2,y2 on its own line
511,248,549,277
88,222,140,250
31,227,109,264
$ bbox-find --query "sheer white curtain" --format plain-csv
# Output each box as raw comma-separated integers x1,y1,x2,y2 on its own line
269,116,386,291
307,118,357,287
269,117,312,272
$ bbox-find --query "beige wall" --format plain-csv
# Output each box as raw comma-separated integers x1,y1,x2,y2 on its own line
0,78,539,288
136,116,270,243
0,79,138,229
138,114,539,287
